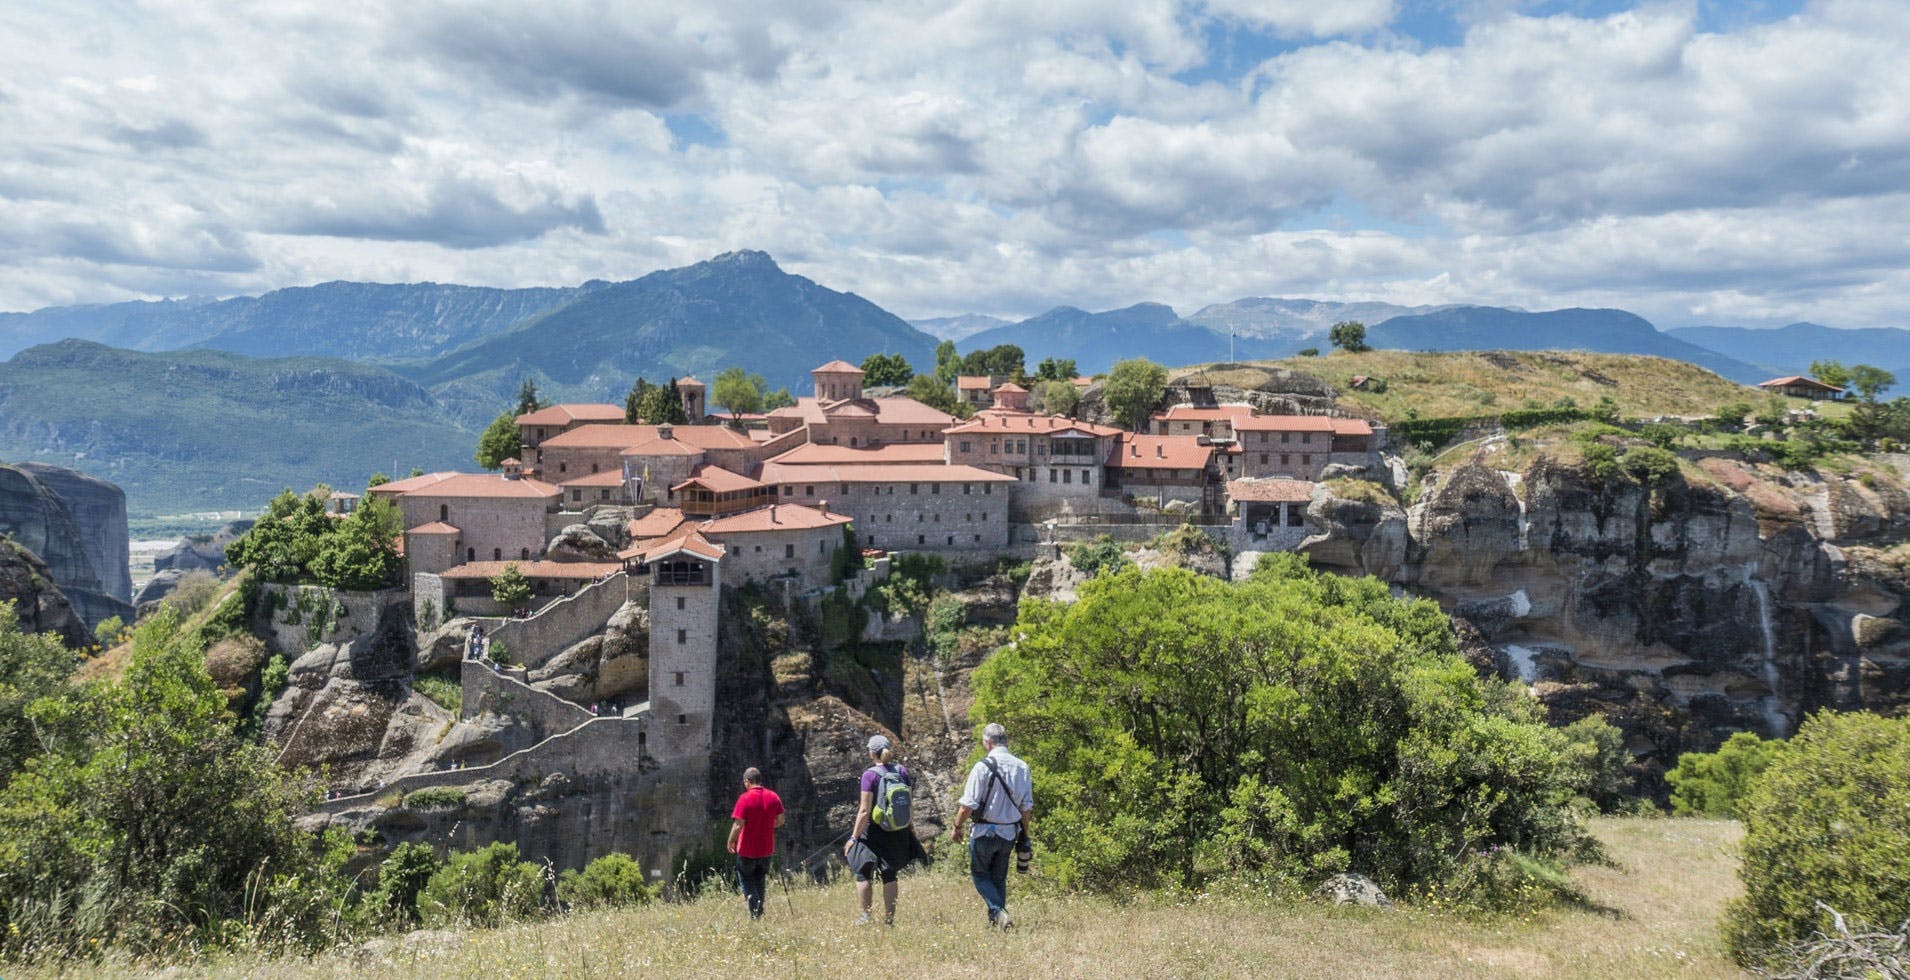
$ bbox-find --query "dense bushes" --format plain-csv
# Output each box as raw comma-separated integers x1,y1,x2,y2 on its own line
973,558,1595,904
1723,711,1910,967
417,842,548,927
1665,731,1788,817
225,487,402,591
1065,534,1130,578
557,853,659,910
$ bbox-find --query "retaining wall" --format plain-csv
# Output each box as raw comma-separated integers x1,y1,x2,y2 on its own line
481,572,631,669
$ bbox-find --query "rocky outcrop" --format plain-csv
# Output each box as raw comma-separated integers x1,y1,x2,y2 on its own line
135,519,252,607
1299,447,1910,771
527,601,648,704
0,462,132,628
0,536,89,646
545,524,616,562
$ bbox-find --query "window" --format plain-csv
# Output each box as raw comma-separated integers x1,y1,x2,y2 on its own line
963,483,971,494
678,714,687,725
783,486,794,496
1281,454,1290,465
559,463,568,473
731,546,741,556
676,629,687,644
492,548,501,560
572,489,583,502
974,533,982,542
591,463,600,472
785,543,795,558
521,548,530,559
1281,432,1291,443
931,483,940,494
947,535,954,545
820,540,827,554
1063,469,1072,484
960,441,971,453
910,483,919,494
1049,470,1057,482
985,484,992,494
467,547,475,561
676,596,685,610
674,671,685,686
1302,433,1312,444
439,504,449,521
917,534,925,544
805,485,814,496
1082,470,1091,485
1302,454,1311,467
754,545,762,552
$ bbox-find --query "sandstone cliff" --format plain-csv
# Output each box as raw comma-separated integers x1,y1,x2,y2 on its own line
0,536,89,646
0,461,132,629
1299,445,1910,772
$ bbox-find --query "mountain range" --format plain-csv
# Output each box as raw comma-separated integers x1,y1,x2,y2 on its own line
1,250,1901,515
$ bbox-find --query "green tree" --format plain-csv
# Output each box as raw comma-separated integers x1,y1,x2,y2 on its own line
0,608,322,952
1559,715,1635,813
1329,320,1370,353
1809,359,1851,390
1037,379,1079,417
1065,534,1130,577
1847,364,1896,402
514,378,545,416
972,559,1592,893
0,601,77,783
474,410,522,470
225,487,333,582
1296,347,1320,357
961,344,1026,380
905,373,961,415
1723,712,1910,967
934,339,961,386
417,842,548,927
638,383,685,426
310,496,403,591
860,353,914,387
1665,731,1789,818
1103,358,1168,431
624,377,654,423
763,387,796,410
366,471,391,488
556,852,658,910
712,367,765,418
1035,357,1078,382
369,841,441,927
491,564,532,612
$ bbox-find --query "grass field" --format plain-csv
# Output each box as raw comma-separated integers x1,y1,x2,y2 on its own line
1173,350,1770,422
49,817,1744,979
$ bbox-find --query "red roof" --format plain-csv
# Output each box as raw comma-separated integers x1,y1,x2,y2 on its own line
957,375,994,391
406,521,460,535
779,396,958,429
759,461,1017,485
700,503,853,534
439,560,623,580
677,376,705,388
813,359,865,374
1232,414,1340,433
620,437,698,457
994,381,1027,393
1330,418,1375,436
1228,478,1315,503
627,507,689,540
541,423,758,452
671,465,764,494
368,472,561,500
944,411,1120,437
1758,376,1844,392
516,403,625,427
558,471,627,488
1154,404,1258,422
638,529,725,562
769,442,948,466
1109,434,1214,470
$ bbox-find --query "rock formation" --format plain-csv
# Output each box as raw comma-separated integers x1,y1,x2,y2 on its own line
0,461,132,628
0,536,89,646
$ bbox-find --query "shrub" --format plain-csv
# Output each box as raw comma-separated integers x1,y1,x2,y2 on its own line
1618,445,1681,485
1559,715,1637,813
1065,535,1130,578
413,672,462,714
417,842,549,927
1722,711,1910,967
974,559,1595,899
368,842,440,927
166,569,225,617
1413,847,1585,917
557,853,658,910
1665,731,1788,817
402,786,466,809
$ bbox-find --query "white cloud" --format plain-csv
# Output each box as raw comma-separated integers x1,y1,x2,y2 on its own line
0,0,1907,332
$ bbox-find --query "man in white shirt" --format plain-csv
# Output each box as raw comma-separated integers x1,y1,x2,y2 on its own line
950,722,1034,928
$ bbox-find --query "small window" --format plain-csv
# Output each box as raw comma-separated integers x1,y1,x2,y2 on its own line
677,629,686,644
676,596,685,610
559,463,568,473
974,533,981,542
678,714,687,725
674,671,685,686
1063,470,1072,484
931,483,940,495
1049,470,1057,483
754,545,762,552
1082,470,1091,485
785,543,795,558
783,486,794,496
805,485,814,496
439,504,449,521
910,483,919,494
1282,432,1291,443
572,489,583,502
1281,454,1290,466
1302,454,1312,466
984,484,992,495
917,534,925,544
963,483,971,494
492,548,501,560
947,535,954,545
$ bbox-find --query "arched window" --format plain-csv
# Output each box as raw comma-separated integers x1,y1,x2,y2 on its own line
440,504,448,521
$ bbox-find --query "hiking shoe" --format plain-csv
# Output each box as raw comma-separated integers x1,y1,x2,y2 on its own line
855,912,875,926
995,909,1014,930
884,914,895,927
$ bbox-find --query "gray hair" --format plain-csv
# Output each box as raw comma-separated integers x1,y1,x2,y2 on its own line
982,722,1007,746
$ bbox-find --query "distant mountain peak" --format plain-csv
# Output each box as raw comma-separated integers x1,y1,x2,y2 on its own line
705,249,781,271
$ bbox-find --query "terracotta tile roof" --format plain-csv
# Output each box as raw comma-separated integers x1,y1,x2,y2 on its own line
619,437,698,457
758,461,1017,485
406,521,460,535
1228,478,1316,503
541,423,757,451
678,376,705,388
993,381,1027,393
1232,414,1340,433
943,410,1120,437
1330,418,1376,436
627,506,688,539
639,529,725,562
516,403,625,426
1154,404,1258,422
1758,375,1844,391
1109,434,1215,470
813,359,865,374
439,560,624,579
671,465,763,493
699,503,853,534
368,472,561,499
559,471,627,488
957,375,994,390
769,442,948,466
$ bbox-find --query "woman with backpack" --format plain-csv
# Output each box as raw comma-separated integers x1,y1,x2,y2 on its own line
844,733,914,926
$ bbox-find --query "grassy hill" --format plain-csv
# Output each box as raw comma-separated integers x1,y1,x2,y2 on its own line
1175,350,1765,422
102,817,1740,979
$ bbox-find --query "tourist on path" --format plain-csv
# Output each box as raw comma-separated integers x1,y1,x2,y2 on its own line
951,722,1034,928
728,766,784,920
844,734,917,925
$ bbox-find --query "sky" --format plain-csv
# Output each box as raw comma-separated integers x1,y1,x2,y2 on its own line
2,0,1907,329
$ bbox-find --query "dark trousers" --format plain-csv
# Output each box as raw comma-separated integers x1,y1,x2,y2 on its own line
736,855,771,918
969,835,1014,921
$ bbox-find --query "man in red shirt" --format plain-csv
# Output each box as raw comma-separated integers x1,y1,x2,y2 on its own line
728,766,785,919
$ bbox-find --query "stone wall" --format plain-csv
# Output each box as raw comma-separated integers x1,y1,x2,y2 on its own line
714,524,841,589
479,573,631,669
461,659,595,730
778,479,1011,553
393,492,553,566
256,583,409,656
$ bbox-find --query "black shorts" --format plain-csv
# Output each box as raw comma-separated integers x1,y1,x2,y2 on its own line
854,863,899,884
855,825,910,883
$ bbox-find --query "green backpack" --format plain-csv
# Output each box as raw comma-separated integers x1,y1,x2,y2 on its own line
869,765,913,832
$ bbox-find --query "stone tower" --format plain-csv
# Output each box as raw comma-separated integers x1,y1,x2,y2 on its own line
644,534,724,761
677,377,707,420
812,360,865,402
